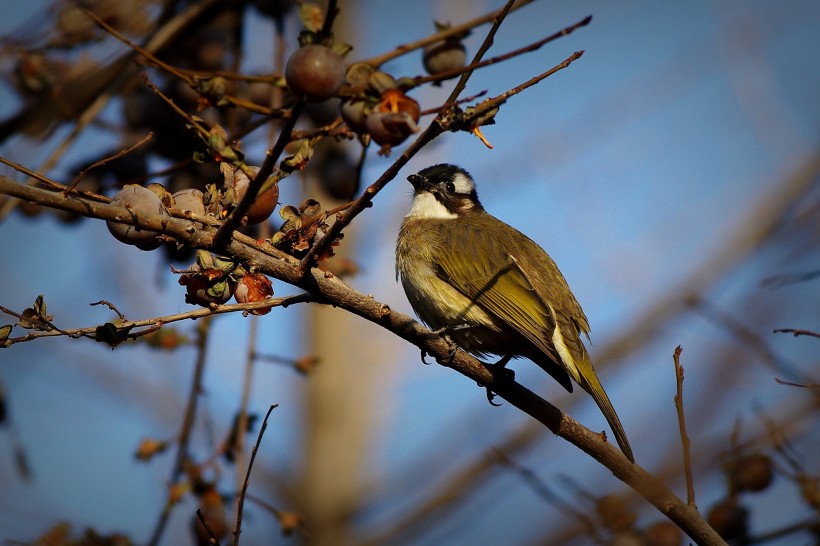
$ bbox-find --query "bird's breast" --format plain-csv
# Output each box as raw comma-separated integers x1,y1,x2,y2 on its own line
396,218,521,358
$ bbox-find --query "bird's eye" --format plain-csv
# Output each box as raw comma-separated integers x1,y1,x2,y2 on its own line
445,181,456,193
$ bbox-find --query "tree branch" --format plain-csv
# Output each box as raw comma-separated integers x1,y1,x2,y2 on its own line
0,176,726,545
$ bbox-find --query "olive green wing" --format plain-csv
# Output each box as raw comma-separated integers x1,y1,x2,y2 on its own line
432,219,566,371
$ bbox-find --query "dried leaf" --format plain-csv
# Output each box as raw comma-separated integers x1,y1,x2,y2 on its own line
0,324,12,348
299,3,324,33
94,322,133,347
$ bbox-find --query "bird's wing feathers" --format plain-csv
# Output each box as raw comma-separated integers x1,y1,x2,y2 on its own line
433,219,587,373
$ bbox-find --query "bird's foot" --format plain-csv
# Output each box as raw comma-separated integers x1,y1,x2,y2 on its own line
479,356,515,406
427,323,471,365
431,323,473,336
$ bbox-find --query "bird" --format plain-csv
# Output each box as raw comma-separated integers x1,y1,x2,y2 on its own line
395,163,634,462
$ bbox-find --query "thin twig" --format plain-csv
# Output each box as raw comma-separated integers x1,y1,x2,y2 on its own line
2,294,317,346
212,101,304,249
412,15,592,88
232,315,259,529
295,116,442,274
774,378,819,389
773,328,820,339
673,346,696,507
66,132,154,193
319,0,339,39
233,404,278,546
89,300,127,321
358,0,536,68
445,0,517,108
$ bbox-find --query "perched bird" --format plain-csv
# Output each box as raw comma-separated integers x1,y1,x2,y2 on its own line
396,164,634,462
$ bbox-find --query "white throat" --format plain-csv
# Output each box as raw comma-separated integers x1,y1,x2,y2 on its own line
406,191,457,219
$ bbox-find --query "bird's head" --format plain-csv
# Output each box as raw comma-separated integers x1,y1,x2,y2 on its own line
405,164,484,219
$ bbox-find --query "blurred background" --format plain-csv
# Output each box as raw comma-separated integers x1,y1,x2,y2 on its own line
0,0,818,544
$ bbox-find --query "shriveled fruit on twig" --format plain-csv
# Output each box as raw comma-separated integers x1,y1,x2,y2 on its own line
106,184,169,250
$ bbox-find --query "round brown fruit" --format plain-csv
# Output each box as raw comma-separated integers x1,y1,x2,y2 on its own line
106,184,168,249
229,167,279,224
285,45,346,102
171,188,206,216
423,38,466,76
730,453,774,493
707,497,748,541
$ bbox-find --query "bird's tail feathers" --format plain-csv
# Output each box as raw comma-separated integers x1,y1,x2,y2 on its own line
576,355,635,462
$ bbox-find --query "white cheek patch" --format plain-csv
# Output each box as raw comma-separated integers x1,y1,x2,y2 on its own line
451,172,475,194
406,191,457,219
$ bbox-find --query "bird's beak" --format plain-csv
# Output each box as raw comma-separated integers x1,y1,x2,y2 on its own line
407,173,430,192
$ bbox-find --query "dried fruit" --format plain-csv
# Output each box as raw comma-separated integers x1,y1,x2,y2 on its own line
221,164,279,224
171,188,206,216
178,251,240,307
233,272,274,315
728,453,774,493
106,184,169,250
707,497,748,541
423,37,467,77
285,45,346,102
340,96,370,133
365,88,420,149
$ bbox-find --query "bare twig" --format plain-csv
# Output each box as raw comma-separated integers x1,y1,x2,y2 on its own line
0,156,69,192
446,0,517,108
232,315,259,529
233,404,278,546
773,328,820,339
212,100,304,249
89,300,127,322
775,378,819,389
412,15,591,88
1,294,316,346
358,0,536,68
490,449,602,541
295,113,443,275
673,346,696,507
66,133,154,193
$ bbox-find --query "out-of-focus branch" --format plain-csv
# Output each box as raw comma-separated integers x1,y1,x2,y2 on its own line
148,317,213,546
0,0,223,220
357,0,536,68
596,152,820,366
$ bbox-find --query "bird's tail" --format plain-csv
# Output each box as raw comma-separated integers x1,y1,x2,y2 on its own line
575,355,634,462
